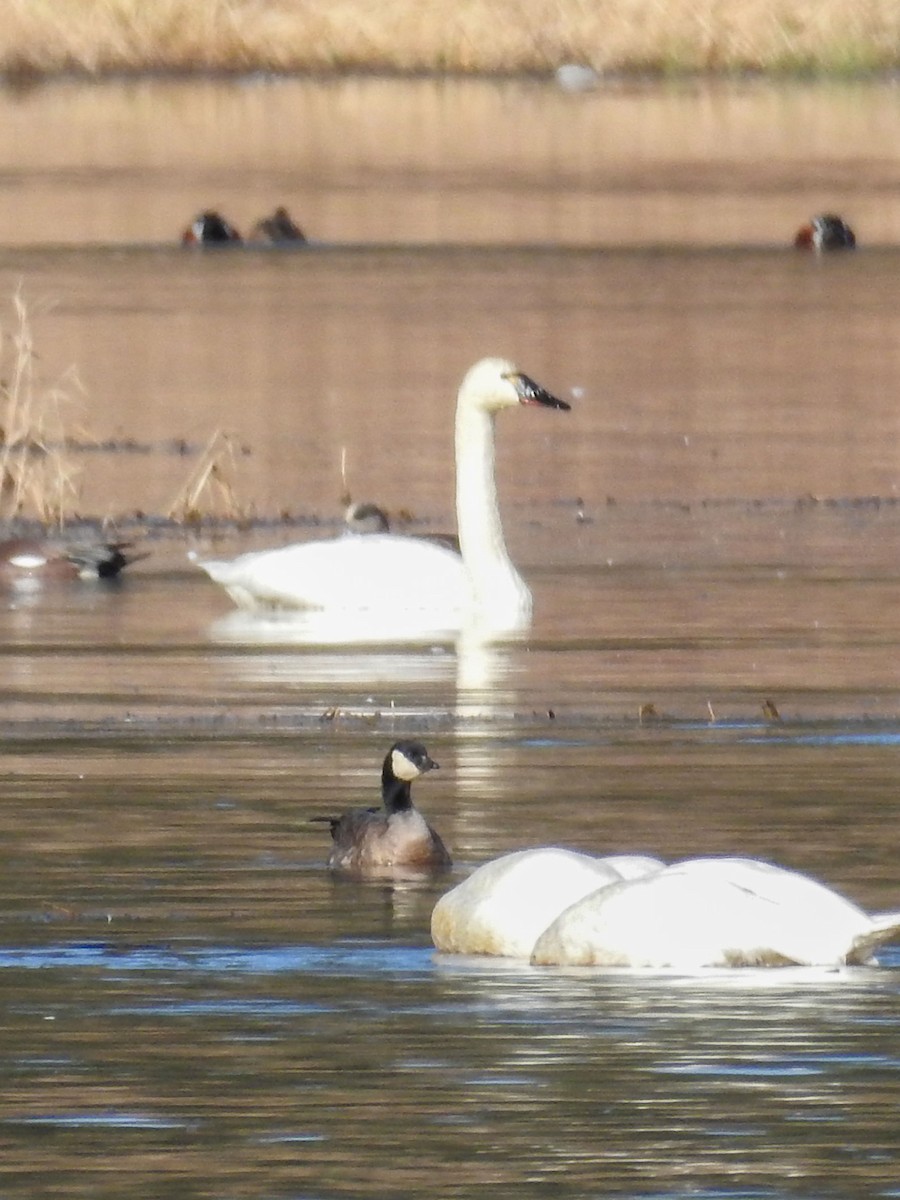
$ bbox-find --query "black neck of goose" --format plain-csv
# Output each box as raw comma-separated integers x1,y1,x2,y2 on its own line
382,765,414,813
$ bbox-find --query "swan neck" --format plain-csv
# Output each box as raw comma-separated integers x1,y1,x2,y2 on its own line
455,402,521,602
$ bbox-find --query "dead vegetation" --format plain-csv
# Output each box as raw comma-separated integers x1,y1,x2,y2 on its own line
166,430,249,524
1,0,899,78
0,289,83,527
0,290,250,530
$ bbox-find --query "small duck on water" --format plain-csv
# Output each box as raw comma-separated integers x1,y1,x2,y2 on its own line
794,214,856,252
182,210,243,246
0,536,145,582
251,206,307,245
314,741,451,876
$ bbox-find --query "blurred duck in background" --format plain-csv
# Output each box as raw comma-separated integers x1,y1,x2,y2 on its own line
794,213,856,251
182,210,243,246
251,206,307,244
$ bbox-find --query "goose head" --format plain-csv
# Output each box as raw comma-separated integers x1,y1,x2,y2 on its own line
386,740,439,784
460,357,571,415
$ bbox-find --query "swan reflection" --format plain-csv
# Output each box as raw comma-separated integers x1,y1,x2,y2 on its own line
207,608,517,695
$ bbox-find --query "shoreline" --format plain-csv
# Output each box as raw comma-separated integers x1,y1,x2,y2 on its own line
3,64,900,90
2,1,900,85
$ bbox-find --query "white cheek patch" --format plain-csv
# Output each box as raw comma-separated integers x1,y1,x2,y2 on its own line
9,554,48,569
391,748,422,781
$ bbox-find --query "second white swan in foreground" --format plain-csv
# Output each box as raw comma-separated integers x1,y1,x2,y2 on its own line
195,358,570,631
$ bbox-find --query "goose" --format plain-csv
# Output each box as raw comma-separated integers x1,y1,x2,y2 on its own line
0,536,145,582
182,211,242,246
314,740,451,875
251,206,307,244
794,214,856,251
194,358,570,631
431,847,664,958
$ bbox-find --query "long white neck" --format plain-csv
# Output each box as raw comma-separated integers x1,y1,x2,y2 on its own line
455,399,531,623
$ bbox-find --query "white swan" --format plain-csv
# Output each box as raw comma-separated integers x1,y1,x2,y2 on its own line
431,849,900,969
531,857,900,969
430,848,665,958
194,358,570,632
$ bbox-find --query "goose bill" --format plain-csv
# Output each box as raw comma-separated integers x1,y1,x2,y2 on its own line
508,372,571,411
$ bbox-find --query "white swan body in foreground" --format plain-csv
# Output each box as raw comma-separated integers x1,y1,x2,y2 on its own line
195,358,570,631
532,858,900,969
430,848,664,959
431,850,900,969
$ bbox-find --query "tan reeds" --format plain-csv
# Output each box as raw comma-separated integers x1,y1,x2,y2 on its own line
1,0,899,77
0,289,82,528
166,429,249,524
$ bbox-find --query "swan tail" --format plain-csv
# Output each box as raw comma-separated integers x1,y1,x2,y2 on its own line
190,556,229,582
848,911,900,965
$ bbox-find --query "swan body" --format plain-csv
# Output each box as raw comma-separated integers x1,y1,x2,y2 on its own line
532,857,900,969
431,849,900,968
201,534,468,617
315,740,450,876
195,358,570,632
430,847,664,958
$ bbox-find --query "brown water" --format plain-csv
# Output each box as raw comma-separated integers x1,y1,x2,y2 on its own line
0,78,898,1199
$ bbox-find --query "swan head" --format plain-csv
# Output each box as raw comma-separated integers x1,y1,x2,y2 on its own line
460,357,571,415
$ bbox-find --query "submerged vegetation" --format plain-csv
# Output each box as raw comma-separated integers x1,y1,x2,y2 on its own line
1,0,899,79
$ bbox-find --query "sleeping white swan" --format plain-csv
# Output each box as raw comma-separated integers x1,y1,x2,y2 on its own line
431,849,900,969
531,857,900,969
430,848,665,958
195,358,570,631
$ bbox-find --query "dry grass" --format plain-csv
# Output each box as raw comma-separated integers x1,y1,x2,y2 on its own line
166,430,249,524
1,0,899,77
0,289,83,527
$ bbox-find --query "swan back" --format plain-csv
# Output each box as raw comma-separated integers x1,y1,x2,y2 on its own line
430,847,659,959
531,857,885,968
200,534,468,614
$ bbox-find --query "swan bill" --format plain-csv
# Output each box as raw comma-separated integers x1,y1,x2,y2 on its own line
505,371,571,411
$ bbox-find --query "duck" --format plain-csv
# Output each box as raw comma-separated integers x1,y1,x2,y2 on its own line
314,740,451,875
342,501,461,554
0,536,144,581
431,849,900,969
181,211,243,246
794,214,856,252
431,847,664,958
251,206,307,244
194,357,571,632
343,500,391,535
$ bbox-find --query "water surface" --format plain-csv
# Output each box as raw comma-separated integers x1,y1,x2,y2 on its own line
0,77,898,1200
